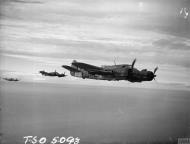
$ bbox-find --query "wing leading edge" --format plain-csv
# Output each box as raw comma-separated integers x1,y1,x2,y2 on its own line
62,65,80,72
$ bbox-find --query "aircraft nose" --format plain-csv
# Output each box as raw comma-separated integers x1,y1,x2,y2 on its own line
148,71,154,81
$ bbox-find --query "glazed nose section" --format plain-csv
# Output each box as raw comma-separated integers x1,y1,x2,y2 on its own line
147,71,155,81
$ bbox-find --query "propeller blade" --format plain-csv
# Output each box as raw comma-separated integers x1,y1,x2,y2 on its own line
131,58,136,69
154,67,158,74
153,77,158,83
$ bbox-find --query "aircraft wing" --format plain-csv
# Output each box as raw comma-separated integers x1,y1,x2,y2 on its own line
63,61,115,76
71,62,102,71
62,65,80,72
72,62,114,75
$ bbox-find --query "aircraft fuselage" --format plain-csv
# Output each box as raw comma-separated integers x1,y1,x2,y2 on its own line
62,60,157,82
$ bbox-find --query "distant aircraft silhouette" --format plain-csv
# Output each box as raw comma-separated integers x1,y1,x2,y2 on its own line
2,77,20,82
39,70,67,77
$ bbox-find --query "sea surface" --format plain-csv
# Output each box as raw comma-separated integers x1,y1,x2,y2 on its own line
0,81,190,144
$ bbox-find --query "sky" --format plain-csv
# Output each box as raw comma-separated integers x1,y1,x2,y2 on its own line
0,0,190,89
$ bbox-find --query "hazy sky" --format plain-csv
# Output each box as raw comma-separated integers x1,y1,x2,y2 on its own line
0,0,190,89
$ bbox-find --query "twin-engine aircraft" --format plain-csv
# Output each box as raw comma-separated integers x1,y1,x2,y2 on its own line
62,59,158,82
39,70,67,77
2,77,20,82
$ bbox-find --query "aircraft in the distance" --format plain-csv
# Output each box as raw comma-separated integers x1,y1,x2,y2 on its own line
39,70,67,77
62,59,158,82
2,77,20,82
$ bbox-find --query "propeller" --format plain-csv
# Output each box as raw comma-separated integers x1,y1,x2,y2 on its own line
128,58,136,79
153,67,158,80
131,58,136,70
153,67,158,74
